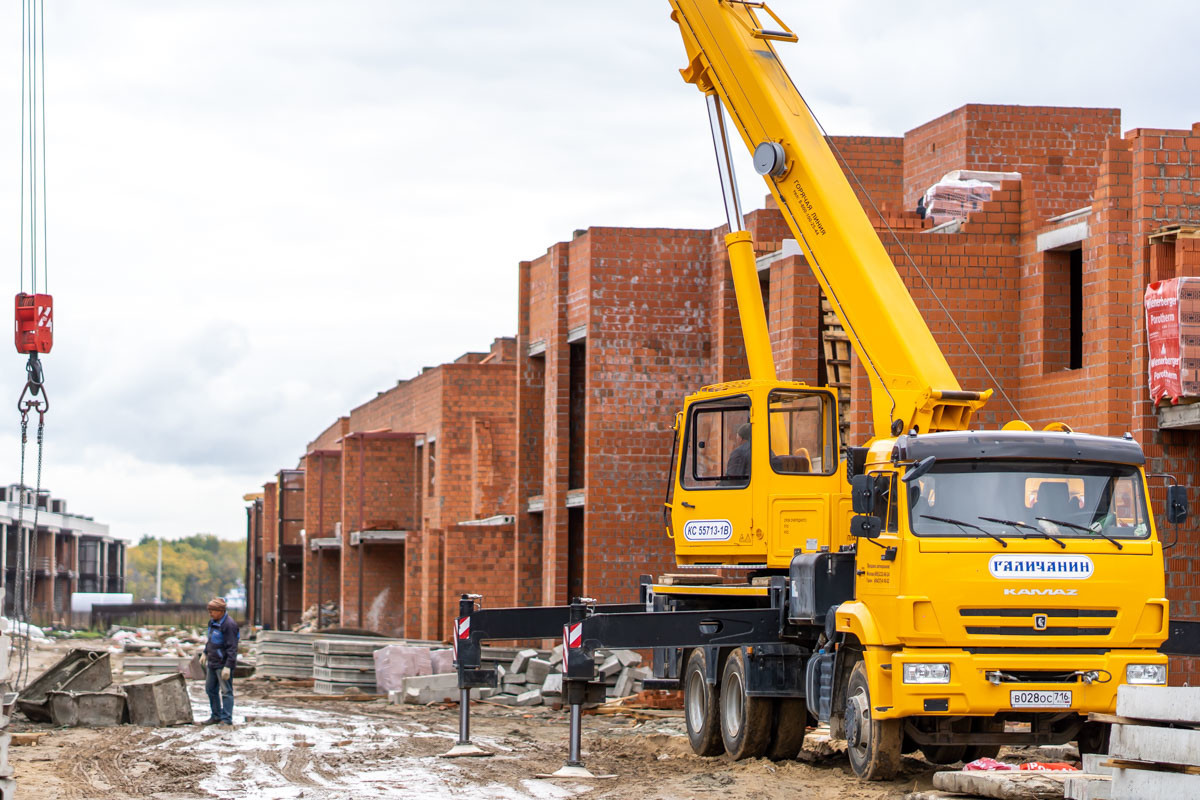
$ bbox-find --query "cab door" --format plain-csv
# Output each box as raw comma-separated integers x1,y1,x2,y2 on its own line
672,394,759,564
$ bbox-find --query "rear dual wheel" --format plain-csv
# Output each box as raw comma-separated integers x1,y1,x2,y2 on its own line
719,648,772,759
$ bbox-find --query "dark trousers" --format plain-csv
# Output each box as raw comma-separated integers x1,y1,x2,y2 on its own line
205,665,234,723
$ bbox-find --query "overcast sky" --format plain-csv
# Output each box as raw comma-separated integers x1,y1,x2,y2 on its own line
0,1,1194,543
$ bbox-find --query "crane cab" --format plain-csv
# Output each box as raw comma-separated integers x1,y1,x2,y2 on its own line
668,379,853,568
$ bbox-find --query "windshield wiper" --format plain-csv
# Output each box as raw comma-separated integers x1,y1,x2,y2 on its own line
979,515,1065,548
920,514,1008,547
1035,516,1123,551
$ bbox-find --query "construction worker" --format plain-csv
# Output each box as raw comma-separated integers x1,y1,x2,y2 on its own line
723,422,752,484
201,597,239,726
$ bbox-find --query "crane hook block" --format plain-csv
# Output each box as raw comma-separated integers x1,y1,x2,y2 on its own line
14,293,53,355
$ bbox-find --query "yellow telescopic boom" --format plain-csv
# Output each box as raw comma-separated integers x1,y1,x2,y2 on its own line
670,0,990,437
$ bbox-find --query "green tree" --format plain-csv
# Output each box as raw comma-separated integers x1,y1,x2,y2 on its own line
126,535,245,603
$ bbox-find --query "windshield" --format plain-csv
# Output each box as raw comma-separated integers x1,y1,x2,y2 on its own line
907,460,1150,540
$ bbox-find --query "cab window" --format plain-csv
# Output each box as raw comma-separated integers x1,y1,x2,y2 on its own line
681,396,751,490
768,390,835,475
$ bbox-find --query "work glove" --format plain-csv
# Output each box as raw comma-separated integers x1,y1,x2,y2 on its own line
199,653,207,668
220,667,231,681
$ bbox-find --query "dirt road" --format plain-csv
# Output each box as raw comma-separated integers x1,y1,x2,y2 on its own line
8,675,945,799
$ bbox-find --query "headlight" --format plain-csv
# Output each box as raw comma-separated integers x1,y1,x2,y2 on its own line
903,663,950,684
1126,664,1167,685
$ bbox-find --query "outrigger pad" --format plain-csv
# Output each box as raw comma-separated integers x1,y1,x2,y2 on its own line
535,766,616,780
440,743,492,759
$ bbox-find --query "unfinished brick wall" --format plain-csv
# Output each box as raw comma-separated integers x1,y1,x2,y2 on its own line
301,451,342,614
260,480,278,628
338,433,418,636
441,522,516,641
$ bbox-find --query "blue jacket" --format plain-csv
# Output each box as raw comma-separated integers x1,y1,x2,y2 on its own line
205,614,239,670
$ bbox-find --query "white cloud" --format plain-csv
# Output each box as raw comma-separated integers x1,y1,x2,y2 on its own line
0,1,1193,541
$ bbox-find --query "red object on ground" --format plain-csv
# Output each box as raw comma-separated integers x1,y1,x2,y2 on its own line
964,757,1016,771
14,293,52,354
1019,762,1078,771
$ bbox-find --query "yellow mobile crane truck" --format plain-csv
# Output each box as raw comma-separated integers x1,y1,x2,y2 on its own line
448,0,1190,780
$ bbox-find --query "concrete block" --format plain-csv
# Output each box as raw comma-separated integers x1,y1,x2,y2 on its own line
598,656,621,679
524,658,551,686
510,648,539,675
514,688,542,706
549,645,564,666
402,672,457,705
1112,768,1200,800
430,649,454,674
123,673,194,726
48,691,127,727
934,769,1079,799
502,674,527,689
1116,685,1200,725
1109,722,1200,767
0,777,12,800
1082,753,1114,775
629,666,652,682
387,689,403,705
495,664,507,682
541,673,563,697
1065,775,1111,800
605,685,618,699
469,687,494,701
491,693,520,706
614,668,636,698
612,649,642,668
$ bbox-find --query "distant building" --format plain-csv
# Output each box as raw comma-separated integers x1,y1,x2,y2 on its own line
0,485,122,626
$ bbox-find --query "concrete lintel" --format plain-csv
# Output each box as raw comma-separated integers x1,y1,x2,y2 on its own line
926,218,962,235
1037,221,1088,252
755,238,803,273
565,489,586,509
350,530,409,546
309,537,342,551
1045,205,1092,225
527,339,546,357
1157,402,1200,431
457,514,516,527
527,495,545,513
567,325,587,344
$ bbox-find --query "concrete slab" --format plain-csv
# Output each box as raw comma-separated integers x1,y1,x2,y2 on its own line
549,645,564,667
1112,768,1200,800
598,656,621,679
1116,685,1200,724
933,769,1077,799
123,673,194,727
614,668,635,698
514,688,542,706
1109,722,1200,767
612,650,642,668
541,674,563,697
502,675,527,689
1082,753,1114,775
524,658,551,686
402,673,458,705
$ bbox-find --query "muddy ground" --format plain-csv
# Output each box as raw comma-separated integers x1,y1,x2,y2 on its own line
7,644,1072,799
8,672,944,800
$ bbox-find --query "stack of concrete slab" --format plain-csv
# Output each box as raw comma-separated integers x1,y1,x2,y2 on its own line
255,631,329,679
312,637,407,695
1065,685,1200,800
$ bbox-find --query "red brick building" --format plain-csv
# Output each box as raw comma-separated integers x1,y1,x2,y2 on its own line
247,104,1200,682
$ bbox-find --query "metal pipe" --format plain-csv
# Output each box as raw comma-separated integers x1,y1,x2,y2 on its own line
706,93,744,232
457,688,471,745
567,703,583,766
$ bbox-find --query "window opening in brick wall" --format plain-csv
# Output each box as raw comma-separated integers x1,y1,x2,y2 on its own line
427,440,436,497
1040,246,1085,373
568,341,586,491
759,270,771,322
1068,248,1083,371
567,507,584,603
415,444,424,519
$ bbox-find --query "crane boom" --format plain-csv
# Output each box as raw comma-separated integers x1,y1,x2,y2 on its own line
669,0,990,437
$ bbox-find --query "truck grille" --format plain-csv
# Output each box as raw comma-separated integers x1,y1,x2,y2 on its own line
959,607,1116,637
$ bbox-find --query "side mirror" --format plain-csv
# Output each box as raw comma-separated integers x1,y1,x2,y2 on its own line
1167,485,1189,525
901,456,936,484
851,474,876,514
851,514,883,539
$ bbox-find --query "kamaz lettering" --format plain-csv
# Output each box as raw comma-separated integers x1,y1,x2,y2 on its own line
1003,588,1079,596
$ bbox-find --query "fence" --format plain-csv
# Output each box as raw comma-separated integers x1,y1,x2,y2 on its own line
89,603,232,630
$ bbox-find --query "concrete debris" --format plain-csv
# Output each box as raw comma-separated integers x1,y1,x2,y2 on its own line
933,769,1082,799
123,673,194,727
400,673,458,705
612,649,642,668
292,601,340,633
509,648,539,675
549,644,564,667
598,656,622,679
524,658,551,686
48,690,127,727
541,673,562,696
513,688,542,706
613,668,636,698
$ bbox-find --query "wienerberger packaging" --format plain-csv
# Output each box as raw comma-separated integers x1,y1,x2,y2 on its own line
1145,278,1200,403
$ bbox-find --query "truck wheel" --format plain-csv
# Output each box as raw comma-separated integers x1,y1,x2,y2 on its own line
1077,722,1111,755
720,648,772,759
844,661,901,780
684,649,722,756
766,698,810,760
